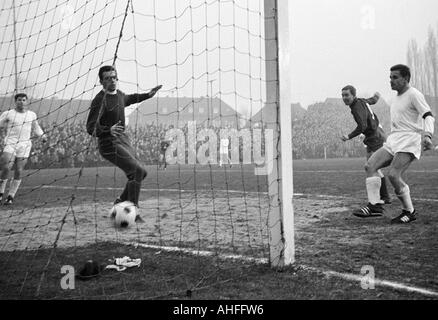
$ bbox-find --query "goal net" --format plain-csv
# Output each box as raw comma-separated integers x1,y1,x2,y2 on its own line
0,0,293,299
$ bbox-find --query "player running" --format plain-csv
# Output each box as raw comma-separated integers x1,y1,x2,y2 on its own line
341,85,391,205
0,93,47,205
354,64,434,223
86,65,162,221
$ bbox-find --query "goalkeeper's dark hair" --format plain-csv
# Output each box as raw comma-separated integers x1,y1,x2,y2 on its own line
342,85,356,97
98,65,117,81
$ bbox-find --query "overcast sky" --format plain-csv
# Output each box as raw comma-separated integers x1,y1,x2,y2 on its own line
290,0,438,108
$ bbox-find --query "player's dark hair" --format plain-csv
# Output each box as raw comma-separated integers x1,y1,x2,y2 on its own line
14,93,28,101
342,85,356,97
390,64,411,82
98,65,117,81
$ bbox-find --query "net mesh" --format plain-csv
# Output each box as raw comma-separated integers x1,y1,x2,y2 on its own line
0,0,281,298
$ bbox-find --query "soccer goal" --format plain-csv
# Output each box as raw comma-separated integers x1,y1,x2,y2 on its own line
0,0,293,299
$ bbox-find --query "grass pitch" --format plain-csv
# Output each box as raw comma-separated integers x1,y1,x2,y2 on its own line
0,157,437,299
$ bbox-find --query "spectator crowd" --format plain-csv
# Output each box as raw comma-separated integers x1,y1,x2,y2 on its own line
0,106,435,170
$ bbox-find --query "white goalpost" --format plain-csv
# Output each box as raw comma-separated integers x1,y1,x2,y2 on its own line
264,0,294,267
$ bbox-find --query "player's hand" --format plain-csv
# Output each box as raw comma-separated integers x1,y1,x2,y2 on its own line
149,85,162,97
423,136,433,151
373,92,381,99
341,135,349,142
41,134,48,143
110,121,124,137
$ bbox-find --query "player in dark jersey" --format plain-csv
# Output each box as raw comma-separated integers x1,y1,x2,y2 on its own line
159,140,170,170
341,85,391,217
86,65,162,220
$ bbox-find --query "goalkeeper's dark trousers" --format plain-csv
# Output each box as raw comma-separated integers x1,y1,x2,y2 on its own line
98,133,147,206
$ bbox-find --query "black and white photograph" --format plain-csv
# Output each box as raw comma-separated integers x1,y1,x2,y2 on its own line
0,0,437,308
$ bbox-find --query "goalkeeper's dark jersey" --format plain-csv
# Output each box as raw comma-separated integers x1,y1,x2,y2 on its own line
348,97,386,148
86,90,151,139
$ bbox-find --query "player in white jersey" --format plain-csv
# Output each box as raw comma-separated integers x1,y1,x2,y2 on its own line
0,93,47,205
219,137,232,167
353,65,434,223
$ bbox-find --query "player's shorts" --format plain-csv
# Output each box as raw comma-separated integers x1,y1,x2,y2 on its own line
3,141,32,159
364,127,386,153
382,131,422,160
366,142,384,154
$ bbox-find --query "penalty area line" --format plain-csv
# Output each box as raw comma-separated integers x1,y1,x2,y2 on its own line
127,242,438,298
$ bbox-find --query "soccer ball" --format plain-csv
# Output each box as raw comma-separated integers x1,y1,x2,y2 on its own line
110,201,137,228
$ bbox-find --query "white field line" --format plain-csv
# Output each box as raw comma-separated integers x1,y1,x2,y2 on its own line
294,170,438,174
127,242,438,298
5,184,438,297
21,185,438,203
26,168,438,174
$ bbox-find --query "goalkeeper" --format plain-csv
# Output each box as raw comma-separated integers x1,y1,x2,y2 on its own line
86,65,162,219
341,85,391,205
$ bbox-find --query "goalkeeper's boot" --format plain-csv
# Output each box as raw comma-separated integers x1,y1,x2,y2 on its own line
352,203,384,218
134,204,145,223
3,195,14,206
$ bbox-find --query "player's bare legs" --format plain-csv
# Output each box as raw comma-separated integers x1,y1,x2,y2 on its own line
365,147,393,199
365,148,394,176
353,148,393,218
387,152,415,194
0,152,15,202
366,150,390,203
387,152,417,223
3,157,28,204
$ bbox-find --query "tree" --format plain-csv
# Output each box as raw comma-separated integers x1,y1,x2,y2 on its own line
407,23,438,97
425,27,438,97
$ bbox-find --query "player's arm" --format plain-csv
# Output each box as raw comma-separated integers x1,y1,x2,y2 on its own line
0,111,8,128
422,111,434,150
411,91,434,150
124,85,163,107
345,103,368,140
86,98,111,137
364,92,381,105
32,117,47,142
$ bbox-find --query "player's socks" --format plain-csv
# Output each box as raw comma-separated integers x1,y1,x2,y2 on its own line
8,179,22,198
366,176,384,205
380,177,391,204
396,185,414,214
0,179,8,194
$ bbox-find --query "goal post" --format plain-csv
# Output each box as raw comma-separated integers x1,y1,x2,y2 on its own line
0,0,296,298
264,0,295,267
